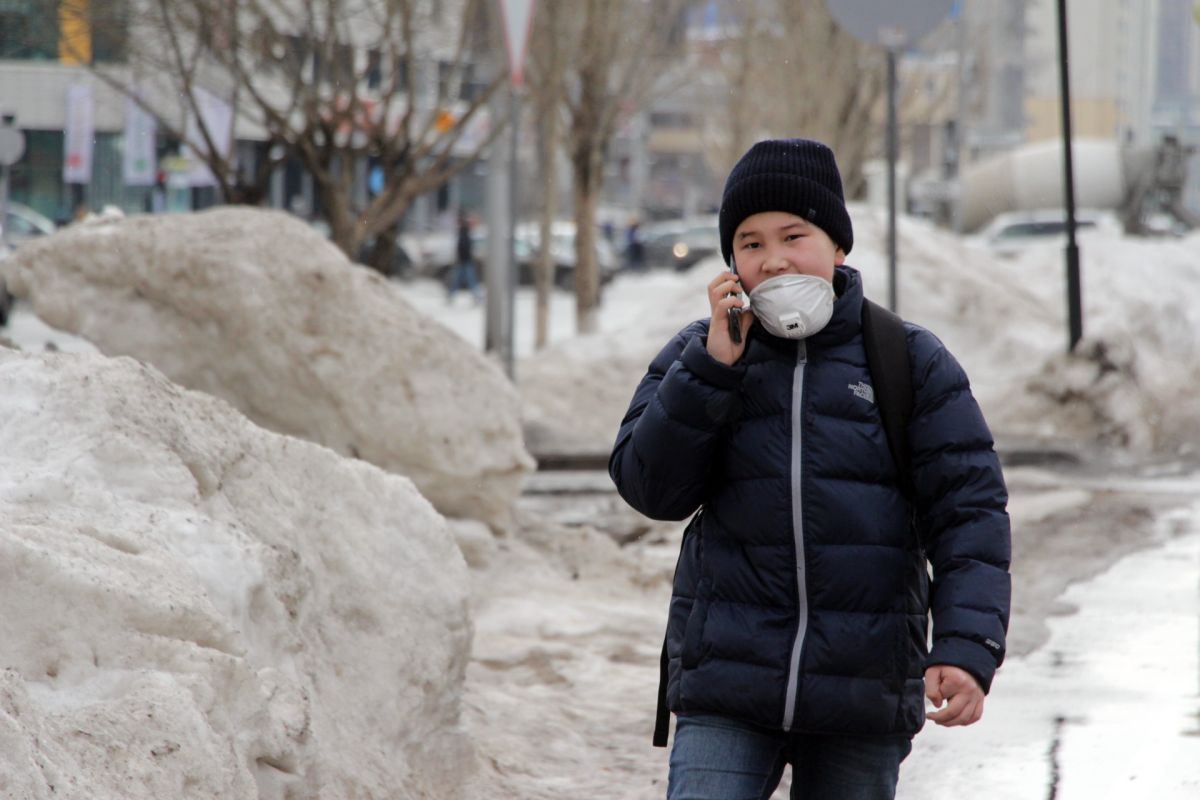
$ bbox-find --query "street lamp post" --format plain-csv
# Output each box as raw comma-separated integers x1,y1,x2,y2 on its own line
1057,0,1083,352
827,0,955,315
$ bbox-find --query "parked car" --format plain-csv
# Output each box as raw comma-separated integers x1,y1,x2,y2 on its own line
0,203,57,326
2,202,57,246
641,215,720,271
397,229,458,279
977,209,1121,257
399,228,529,283
515,221,619,288
403,221,617,289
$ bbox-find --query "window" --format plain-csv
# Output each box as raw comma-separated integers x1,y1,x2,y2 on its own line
367,49,382,90
649,111,694,128
394,56,410,94
8,130,68,222
90,0,130,63
314,42,354,86
0,0,59,60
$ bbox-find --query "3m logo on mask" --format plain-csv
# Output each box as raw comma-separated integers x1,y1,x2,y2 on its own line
848,381,874,404
779,312,803,332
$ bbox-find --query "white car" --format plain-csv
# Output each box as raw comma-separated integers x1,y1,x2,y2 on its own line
403,221,617,288
2,202,57,247
1,203,57,326
515,221,619,288
978,209,1121,257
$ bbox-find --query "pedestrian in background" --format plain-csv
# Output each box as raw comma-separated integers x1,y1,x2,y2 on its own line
625,216,646,272
447,208,482,304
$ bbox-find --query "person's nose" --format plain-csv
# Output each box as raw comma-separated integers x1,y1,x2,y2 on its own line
761,248,791,274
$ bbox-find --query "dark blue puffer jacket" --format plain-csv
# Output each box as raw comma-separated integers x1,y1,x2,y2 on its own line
609,266,1011,737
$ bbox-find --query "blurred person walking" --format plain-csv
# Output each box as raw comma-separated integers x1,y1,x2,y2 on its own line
447,208,482,304
625,217,646,272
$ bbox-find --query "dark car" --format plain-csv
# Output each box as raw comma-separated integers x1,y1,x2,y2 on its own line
642,215,720,271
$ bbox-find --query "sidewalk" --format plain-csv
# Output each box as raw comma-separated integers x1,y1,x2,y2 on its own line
901,500,1200,799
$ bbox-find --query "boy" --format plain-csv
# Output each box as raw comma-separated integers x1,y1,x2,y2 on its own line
608,139,1011,800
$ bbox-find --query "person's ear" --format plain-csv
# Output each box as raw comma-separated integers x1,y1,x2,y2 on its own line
834,248,846,266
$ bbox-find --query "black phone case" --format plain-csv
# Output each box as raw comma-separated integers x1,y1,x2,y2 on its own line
727,258,742,344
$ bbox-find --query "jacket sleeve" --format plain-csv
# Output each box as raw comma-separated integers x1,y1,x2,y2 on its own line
907,326,1012,693
608,320,746,521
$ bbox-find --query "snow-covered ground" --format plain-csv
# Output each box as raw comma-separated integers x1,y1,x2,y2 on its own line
4,207,1200,798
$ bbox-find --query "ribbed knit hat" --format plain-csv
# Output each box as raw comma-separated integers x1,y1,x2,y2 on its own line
718,138,853,264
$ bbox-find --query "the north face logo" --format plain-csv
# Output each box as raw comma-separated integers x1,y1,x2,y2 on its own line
848,381,874,404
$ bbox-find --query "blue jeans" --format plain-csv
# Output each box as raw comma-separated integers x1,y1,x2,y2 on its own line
447,259,481,300
667,714,912,800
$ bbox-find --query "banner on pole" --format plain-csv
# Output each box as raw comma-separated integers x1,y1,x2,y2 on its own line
123,92,158,186
63,82,95,184
183,86,234,188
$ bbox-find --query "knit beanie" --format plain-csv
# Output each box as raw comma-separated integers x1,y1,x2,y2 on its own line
718,138,854,264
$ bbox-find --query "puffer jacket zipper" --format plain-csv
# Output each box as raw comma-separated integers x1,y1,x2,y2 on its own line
781,339,808,731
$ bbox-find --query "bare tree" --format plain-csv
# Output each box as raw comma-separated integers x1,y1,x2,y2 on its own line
525,0,569,349
62,0,506,271
559,0,692,334
698,0,885,198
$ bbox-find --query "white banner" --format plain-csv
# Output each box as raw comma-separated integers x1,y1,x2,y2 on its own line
182,86,234,188
63,82,95,184
123,93,158,186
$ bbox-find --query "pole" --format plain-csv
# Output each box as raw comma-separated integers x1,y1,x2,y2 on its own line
485,85,514,376
886,48,899,313
1057,0,1082,352
953,5,966,233
506,85,520,380
0,163,10,248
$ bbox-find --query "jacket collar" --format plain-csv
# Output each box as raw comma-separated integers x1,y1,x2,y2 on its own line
817,265,864,346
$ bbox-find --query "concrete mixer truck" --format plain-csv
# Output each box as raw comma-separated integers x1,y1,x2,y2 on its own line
955,135,1197,237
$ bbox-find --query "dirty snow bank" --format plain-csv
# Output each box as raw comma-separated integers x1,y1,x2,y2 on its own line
2,208,534,525
0,348,473,799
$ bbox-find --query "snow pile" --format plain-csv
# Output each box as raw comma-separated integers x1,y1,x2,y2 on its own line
518,270,712,457
0,349,473,799
971,230,1200,453
517,207,1200,458
2,208,534,525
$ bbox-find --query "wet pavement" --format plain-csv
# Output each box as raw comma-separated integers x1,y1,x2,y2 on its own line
520,453,1200,799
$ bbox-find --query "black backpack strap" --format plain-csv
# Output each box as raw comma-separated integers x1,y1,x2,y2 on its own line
861,299,914,498
653,638,671,747
653,511,702,748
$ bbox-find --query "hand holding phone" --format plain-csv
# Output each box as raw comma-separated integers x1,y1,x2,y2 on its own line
707,263,750,366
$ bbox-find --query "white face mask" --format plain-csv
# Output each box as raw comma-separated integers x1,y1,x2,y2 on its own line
747,274,835,339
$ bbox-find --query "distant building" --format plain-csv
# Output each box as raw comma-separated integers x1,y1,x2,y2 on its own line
0,0,489,231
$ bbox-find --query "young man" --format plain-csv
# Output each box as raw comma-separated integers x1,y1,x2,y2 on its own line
609,139,1011,800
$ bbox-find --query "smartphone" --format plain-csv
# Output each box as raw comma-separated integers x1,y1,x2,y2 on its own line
727,256,745,344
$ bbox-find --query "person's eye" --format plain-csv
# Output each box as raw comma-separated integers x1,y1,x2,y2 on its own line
741,241,759,250
785,234,802,241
